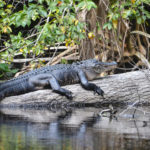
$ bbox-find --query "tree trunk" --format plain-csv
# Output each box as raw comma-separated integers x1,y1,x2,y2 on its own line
78,8,96,59
0,70,150,107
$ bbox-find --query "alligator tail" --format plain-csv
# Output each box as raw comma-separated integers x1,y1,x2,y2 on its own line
0,81,34,101
0,79,22,91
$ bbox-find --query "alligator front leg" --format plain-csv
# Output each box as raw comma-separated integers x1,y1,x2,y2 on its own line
78,70,104,96
29,74,73,100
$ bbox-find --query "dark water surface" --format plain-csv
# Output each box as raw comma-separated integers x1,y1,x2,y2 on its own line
0,106,150,150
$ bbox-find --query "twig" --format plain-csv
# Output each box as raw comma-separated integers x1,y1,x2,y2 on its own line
12,54,79,63
119,100,139,116
135,51,150,69
12,57,51,63
122,21,128,56
131,31,150,39
47,43,62,65
34,10,51,47
51,52,79,65
14,46,68,57
48,45,78,65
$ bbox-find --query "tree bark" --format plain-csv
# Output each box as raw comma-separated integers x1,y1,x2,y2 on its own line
0,70,150,107
78,8,96,59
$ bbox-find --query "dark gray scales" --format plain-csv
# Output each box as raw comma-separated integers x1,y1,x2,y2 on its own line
0,59,117,100
0,64,71,90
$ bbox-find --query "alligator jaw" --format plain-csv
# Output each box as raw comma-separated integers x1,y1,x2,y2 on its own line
101,61,117,69
95,61,117,73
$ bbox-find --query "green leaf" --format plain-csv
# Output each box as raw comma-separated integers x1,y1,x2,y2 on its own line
143,10,150,19
26,18,31,26
103,22,112,30
61,58,68,64
137,17,142,24
0,73,4,78
122,10,132,19
142,15,146,21
58,35,65,42
77,1,97,10
108,23,112,30
10,69,18,74
48,1,57,12
0,63,18,77
38,0,44,4
86,1,97,10
0,0,6,7
38,7,47,17
0,64,9,72
36,48,41,56
77,1,86,9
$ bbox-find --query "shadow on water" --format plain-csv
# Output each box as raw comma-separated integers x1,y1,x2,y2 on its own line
0,105,150,150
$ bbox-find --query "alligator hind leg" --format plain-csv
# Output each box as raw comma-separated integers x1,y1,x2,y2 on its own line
29,74,73,100
78,70,104,96
48,76,73,100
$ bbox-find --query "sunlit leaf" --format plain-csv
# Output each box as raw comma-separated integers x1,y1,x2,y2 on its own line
75,20,79,26
131,0,136,4
61,26,65,34
88,32,95,39
112,19,118,29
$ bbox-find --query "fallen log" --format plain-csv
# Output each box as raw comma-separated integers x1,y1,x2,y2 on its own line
1,70,150,107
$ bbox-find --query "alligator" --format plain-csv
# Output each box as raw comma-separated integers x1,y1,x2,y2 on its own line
0,59,117,100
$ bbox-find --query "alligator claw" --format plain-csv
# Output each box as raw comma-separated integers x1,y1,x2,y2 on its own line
65,92,73,100
95,86,104,96
65,90,73,100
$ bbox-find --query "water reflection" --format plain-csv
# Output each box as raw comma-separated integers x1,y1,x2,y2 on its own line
0,106,150,150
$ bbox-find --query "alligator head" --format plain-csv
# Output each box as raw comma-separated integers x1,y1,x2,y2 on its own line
76,59,117,80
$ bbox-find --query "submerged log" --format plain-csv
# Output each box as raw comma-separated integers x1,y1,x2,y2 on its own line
1,70,150,107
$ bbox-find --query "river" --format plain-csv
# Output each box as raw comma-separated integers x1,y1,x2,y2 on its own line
0,106,150,150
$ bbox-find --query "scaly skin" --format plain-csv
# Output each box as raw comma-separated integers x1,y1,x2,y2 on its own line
0,59,117,100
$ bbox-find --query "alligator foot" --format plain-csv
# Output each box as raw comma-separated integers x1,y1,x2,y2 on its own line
54,88,73,100
78,70,104,97
94,86,104,96
63,89,73,100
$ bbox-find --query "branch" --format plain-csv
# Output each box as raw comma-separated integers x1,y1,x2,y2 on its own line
1,70,150,107
34,11,51,47
48,45,78,65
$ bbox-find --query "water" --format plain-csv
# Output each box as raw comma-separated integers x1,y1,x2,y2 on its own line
0,106,150,150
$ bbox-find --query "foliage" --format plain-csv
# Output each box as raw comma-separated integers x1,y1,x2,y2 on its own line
0,0,96,63
0,63,18,78
103,0,150,30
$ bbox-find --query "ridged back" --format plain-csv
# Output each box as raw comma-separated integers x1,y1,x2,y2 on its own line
0,59,95,99
0,63,72,91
